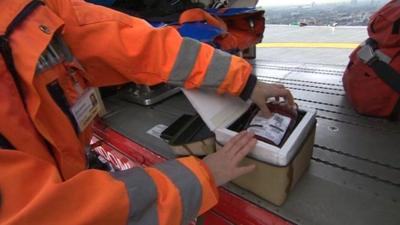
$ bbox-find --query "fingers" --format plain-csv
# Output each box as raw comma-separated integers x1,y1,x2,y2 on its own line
228,136,257,179
231,138,257,178
275,88,295,106
286,90,295,106
222,131,256,157
221,131,247,153
252,82,295,115
233,137,257,164
235,164,256,177
208,131,257,185
257,102,272,117
228,132,255,157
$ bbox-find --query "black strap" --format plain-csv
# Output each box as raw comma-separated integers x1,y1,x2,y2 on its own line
369,59,400,94
0,134,14,149
0,0,44,108
5,1,44,37
0,1,43,150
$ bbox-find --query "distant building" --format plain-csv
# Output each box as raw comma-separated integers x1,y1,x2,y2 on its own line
311,2,316,7
265,1,384,26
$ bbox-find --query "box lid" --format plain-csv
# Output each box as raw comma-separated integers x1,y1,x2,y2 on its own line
182,89,251,131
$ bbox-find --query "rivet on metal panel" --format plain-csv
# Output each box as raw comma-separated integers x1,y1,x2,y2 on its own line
328,126,339,132
39,24,51,34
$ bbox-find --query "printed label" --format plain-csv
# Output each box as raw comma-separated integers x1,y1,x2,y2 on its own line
247,113,291,145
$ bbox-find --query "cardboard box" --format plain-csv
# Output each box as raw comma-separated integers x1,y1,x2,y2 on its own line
181,89,317,205
221,126,316,206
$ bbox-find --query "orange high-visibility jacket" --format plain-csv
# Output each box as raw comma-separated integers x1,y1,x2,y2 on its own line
0,0,254,224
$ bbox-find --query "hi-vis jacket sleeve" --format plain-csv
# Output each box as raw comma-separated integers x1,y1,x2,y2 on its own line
0,150,218,225
46,0,255,98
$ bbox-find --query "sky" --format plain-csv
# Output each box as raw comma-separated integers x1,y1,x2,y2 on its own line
257,0,350,7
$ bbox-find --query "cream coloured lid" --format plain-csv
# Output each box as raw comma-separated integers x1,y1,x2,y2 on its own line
182,89,251,131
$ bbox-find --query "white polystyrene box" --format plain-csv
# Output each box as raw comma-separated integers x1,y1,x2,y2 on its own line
182,89,316,166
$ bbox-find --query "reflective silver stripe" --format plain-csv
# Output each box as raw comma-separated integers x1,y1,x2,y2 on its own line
201,49,232,89
168,38,201,86
155,160,202,225
111,168,159,225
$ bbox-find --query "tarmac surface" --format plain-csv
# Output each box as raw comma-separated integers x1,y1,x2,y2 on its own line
256,25,367,65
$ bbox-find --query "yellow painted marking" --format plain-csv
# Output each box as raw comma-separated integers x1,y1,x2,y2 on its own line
257,42,359,49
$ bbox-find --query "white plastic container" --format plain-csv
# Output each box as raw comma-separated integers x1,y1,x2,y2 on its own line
182,89,316,166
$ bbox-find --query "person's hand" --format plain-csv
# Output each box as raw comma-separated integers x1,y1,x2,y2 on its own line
203,131,257,186
250,81,295,117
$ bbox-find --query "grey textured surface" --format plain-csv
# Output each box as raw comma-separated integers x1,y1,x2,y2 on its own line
263,25,367,43
103,73,400,225
102,26,400,225
234,62,400,225
257,48,354,66
258,25,367,65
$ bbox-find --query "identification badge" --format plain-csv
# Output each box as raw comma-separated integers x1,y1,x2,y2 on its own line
70,88,102,132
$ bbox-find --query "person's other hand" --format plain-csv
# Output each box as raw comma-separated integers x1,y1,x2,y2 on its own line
203,131,257,186
250,82,295,117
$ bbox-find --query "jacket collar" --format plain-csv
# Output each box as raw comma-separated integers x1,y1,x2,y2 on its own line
0,0,40,34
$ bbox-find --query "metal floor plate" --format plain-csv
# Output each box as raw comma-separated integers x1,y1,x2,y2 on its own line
103,62,400,225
